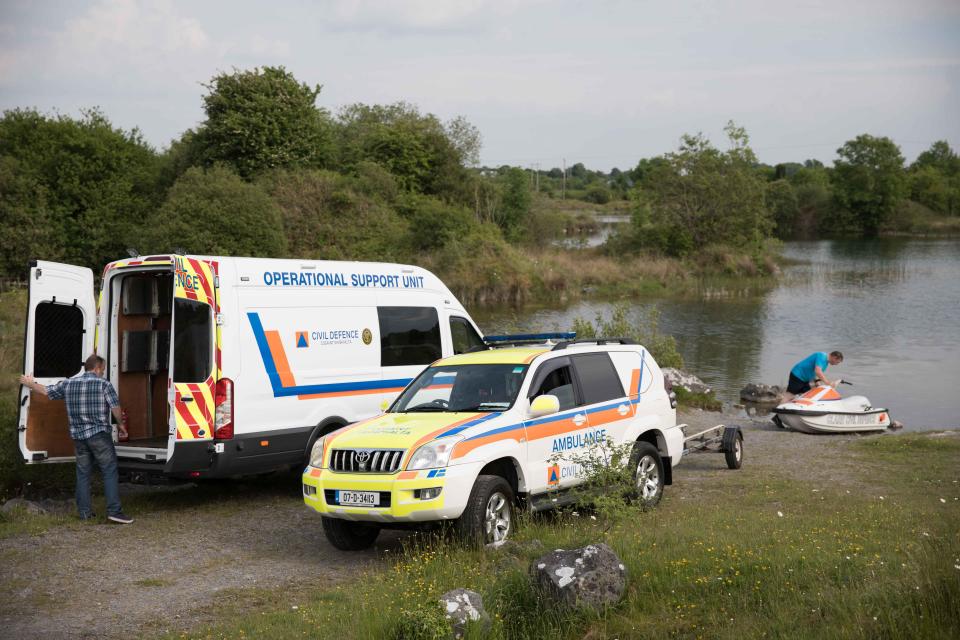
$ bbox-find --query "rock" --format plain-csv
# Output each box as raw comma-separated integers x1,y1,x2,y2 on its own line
662,368,711,396
890,420,904,430
438,588,491,639
740,382,783,404
1,498,48,515
529,543,627,610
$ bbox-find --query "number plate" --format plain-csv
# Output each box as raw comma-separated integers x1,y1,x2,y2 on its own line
336,490,380,507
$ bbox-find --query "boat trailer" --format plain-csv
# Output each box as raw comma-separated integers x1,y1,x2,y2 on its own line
679,424,743,469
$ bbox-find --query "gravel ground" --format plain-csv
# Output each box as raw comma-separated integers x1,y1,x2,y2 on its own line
0,409,946,639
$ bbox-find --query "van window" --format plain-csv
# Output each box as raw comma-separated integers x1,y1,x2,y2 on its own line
573,353,624,405
172,299,211,382
378,307,441,367
33,302,84,377
450,316,484,355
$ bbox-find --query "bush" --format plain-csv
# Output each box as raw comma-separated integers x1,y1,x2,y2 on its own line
395,194,477,252
145,166,287,257
264,169,410,262
0,108,161,276
571,303,683,369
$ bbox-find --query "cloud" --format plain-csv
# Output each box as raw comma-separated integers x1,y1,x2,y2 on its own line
323,0,535,33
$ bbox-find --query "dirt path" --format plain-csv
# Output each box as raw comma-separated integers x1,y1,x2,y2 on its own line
0,410,943,639
0,475,407,639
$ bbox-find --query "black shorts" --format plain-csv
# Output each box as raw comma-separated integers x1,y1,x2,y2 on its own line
787,373,811,395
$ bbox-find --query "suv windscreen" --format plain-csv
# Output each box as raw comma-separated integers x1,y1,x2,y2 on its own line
393,364,528,413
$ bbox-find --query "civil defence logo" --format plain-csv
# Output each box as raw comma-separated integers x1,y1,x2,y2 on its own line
295,331,309,348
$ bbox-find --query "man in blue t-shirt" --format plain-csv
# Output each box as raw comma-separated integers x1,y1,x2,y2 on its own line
786,351,844,399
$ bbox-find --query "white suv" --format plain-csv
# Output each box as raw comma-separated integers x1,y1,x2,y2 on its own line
302,337,681,550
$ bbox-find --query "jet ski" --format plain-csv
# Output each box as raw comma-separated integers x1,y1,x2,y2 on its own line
772,381,891,434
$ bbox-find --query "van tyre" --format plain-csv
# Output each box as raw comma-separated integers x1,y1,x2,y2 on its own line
321,517,380,551
454,475,514,545
631,442,665,508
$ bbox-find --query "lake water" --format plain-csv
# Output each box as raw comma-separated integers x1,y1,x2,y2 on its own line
474,239,960,429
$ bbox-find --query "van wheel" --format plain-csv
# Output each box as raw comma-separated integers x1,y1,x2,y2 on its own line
321,517,380,551
631,442,665,508
454,475,514,545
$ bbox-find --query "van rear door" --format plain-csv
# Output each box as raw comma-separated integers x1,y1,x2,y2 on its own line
167,256,217,448
18,261,96,463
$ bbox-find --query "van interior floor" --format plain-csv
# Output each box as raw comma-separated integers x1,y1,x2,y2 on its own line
121,437,168,449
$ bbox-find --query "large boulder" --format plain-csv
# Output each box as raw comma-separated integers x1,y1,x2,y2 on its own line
663,368,712,395
529,543,627,609
438,588,490,639
1,498,48,516
740,382,783,404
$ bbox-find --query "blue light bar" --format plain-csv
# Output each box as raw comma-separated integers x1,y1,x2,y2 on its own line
483,332,576,343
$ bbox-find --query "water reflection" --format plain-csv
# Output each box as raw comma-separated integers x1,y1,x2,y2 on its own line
475,239,960,429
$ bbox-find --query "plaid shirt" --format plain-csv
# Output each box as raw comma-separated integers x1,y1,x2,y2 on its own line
46,372,120,441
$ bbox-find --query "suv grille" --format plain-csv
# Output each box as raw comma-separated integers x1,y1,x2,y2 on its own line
330,449,405,473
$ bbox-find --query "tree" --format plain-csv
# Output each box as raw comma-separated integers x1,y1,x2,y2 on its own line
766,180,799,238
912,140,960,176
496,167,532,240
0,108,160,275
334,102,472,201
195,66,334,178
145,166,286,257
627,122,772,256
832,135,907,235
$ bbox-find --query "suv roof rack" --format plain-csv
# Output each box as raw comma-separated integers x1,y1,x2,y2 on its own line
472,332,577,351
551,337,636,351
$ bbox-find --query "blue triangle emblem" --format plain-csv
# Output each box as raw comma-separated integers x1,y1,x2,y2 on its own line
549,469,558,483
297,334,308,348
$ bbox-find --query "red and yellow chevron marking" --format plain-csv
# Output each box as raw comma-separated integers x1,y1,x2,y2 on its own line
173,255,216,308
173,379,216,440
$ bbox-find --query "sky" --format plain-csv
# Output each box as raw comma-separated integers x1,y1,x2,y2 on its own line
1,0,958,170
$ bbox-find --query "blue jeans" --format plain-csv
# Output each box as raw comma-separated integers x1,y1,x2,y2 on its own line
74,431,122,517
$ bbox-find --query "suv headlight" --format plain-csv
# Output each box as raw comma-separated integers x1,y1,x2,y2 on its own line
309,436,327,468
407,437,463,471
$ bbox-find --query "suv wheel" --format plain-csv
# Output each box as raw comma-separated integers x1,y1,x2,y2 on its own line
454,475,514,545
631,442,665,508
321,517,380,551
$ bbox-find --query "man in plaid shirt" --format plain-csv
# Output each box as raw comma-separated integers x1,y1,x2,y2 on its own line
21,355,133,524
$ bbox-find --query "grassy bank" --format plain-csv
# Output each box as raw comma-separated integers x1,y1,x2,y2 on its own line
169,432,960,640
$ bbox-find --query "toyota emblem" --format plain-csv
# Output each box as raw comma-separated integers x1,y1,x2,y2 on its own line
355,450,370,464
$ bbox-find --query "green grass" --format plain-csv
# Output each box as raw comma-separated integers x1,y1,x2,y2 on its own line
167,432,960,640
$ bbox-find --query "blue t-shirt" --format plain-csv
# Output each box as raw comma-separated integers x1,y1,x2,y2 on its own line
790,352,828,382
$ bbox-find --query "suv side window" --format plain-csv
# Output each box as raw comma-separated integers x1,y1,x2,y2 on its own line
449,316,484,355
572,353,624,405
531,365,578,411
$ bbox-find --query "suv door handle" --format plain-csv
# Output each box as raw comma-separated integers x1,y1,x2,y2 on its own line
572,414,586,426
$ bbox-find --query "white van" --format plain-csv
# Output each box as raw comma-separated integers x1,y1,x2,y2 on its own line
18,255,485,479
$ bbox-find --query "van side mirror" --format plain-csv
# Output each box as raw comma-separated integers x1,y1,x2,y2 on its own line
380,399,392,412
530,395,560,418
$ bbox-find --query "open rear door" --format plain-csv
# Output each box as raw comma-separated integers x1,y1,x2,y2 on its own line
167,256,217,448
19,260,96,463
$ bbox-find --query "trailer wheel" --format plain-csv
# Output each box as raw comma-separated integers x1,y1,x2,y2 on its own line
454,475,514,545
630,442,665,508
724,432,743,469
321,517,380,551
